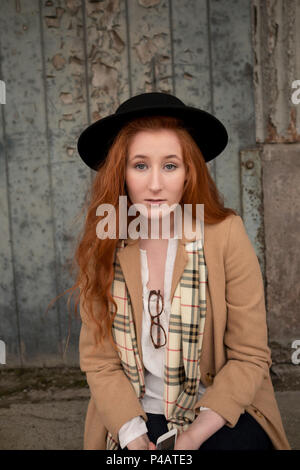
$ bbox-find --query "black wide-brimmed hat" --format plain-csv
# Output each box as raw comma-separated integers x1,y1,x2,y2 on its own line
77,92,228,171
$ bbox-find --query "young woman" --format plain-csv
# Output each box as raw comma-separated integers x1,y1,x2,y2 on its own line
75,92,291,450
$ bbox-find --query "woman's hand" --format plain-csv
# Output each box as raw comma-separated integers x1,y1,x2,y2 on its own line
126,433,156,450
174,429,202,450
126,431,200,450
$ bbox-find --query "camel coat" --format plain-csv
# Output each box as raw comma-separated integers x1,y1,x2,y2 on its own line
79,214,291,450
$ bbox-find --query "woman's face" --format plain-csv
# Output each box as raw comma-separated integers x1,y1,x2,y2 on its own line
125,129,187,230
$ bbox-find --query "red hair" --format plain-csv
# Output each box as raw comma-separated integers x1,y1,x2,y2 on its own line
46,115,237,356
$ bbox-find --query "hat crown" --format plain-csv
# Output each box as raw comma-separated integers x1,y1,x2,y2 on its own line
115,92,185,115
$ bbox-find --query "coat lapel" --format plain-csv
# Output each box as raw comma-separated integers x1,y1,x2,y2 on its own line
116,242,144,368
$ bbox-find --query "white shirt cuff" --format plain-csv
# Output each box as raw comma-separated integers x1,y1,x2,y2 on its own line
199,406,211,411
118,415,148,449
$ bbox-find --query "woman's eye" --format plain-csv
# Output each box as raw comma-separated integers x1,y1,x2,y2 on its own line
134,163,177,170
165,163,177,170
135,163,146,170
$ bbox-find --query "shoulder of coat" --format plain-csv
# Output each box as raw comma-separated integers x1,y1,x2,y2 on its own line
203,213,240,246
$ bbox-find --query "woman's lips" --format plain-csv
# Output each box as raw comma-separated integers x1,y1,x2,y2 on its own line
145,200,166,205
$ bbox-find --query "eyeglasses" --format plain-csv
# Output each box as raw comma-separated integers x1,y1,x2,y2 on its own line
148,289,167,349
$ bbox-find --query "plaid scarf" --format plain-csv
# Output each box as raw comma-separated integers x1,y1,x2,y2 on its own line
106,238,207,450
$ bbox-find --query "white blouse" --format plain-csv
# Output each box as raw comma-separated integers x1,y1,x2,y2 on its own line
118,238,209,449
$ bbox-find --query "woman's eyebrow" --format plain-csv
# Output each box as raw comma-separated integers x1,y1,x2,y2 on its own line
131,154,181,160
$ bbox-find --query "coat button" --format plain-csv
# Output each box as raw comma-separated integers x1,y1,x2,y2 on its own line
254,409,263,418
206,372,214,383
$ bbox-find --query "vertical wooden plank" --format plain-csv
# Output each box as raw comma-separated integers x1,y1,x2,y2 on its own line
84,0,130,120
209,0,256,214
0,78,21,367
252,0,300,143
46,0,132,362
171,0,216,179
40,0,92,364
171,0,211,115
128,0,173,94
240,147,265,278
0,0,60,365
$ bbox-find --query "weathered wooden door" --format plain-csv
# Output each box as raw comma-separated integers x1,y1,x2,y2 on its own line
0,0,257,367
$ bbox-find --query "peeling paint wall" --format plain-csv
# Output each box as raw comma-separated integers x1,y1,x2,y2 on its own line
0,0,256,366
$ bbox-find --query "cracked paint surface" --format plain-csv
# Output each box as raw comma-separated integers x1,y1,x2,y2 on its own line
252,0,300,142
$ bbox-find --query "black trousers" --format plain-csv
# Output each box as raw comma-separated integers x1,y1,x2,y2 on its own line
119,411,274,450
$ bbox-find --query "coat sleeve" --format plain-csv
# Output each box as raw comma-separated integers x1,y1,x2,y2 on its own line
79,295,148,443
194,215,272,427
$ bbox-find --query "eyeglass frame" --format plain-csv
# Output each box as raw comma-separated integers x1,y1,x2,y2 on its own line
148,289,167,349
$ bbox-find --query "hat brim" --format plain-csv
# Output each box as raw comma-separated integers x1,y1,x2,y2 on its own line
77,105,228,171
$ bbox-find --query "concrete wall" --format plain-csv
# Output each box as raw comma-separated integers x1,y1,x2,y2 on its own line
252,0,300,365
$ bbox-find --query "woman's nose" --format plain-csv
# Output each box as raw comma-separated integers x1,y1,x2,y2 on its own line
147,168,163,190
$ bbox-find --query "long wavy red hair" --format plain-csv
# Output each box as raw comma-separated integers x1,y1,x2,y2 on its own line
46,115,237,357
